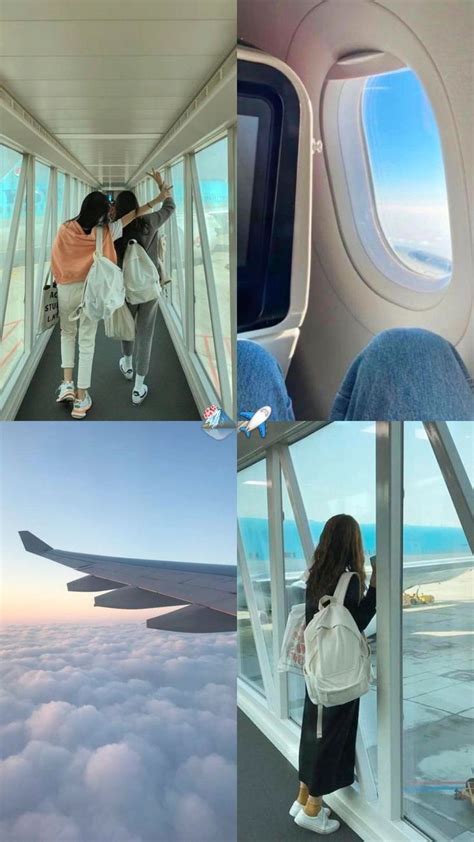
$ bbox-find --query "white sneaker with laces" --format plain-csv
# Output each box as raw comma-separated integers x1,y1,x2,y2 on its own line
289,801,330,819
295,807,340,835
71,392,92,419
119,357,133,380
132,385,148,406
56,381,75,402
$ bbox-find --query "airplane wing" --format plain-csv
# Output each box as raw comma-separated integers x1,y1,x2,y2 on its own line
19,531,236,633
257,422,267,438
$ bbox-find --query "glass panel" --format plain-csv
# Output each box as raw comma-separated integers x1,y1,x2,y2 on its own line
447,422,474,486
281,476,307,726
288,423,378,786
57,172,66,224
193,199,220,396
237,573,264,696
0,195,26,391
169,160,185,326
34,162,51,290
402,422,473,841
195,138,231,389
362,68,452,284
0,145,23,288
237,461,274,679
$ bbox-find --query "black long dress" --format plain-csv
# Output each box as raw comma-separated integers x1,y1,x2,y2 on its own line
298,574,376,796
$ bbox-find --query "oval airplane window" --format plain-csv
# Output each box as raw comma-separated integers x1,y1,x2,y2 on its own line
324,61,453,295
362,68,452,286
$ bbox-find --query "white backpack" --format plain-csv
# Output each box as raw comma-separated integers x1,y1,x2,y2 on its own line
123,239,160,304
303,571,371,737
69,226,124,323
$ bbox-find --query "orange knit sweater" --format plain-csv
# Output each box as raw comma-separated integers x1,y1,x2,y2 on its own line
51,222,117,284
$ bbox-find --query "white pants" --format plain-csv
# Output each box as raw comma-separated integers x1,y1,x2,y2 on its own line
57,281,98,390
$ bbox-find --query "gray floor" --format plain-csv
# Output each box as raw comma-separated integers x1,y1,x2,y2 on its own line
238,710,361,842
16,308,199,420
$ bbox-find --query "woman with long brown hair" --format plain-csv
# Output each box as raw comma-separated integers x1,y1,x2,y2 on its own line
292,514,376,835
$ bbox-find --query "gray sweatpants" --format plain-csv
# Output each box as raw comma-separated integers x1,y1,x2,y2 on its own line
121,299,159,377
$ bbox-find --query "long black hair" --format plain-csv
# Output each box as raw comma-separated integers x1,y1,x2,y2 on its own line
114,190,151,264
67,191,110,233
306,514,366,606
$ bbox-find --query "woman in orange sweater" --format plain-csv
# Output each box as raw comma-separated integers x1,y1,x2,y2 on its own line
51,171,170,418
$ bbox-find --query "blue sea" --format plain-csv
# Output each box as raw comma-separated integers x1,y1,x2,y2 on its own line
239,517,470,574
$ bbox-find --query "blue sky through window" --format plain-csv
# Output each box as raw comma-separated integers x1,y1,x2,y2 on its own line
362,68,452,279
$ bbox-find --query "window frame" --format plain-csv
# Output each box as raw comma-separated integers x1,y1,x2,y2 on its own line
130,126,235,418
237,421,473,842
328,67,451,294
0,140,94,418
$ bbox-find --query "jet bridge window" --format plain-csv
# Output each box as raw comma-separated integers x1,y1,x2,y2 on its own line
237,60,300,332
402,423,472,841
325,62,452,294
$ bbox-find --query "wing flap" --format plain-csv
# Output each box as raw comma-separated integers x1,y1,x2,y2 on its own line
94,587,187,610
147,604,236,633
67,575,127,592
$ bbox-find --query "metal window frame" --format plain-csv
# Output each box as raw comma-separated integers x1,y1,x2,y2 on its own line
128,127,234,418
1,138,95,417
424,422,474,551
238,523,276,708
190,151,232,410
375,421,403,822
266,446,289,719
0,152,28,334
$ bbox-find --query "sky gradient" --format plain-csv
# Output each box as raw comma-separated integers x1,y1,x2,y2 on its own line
1,422,236,625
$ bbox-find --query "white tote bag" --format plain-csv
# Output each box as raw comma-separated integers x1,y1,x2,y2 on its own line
277,603,306,675
104,302,136,341
69,226,125,323
123,239,160,304
38,270,59,333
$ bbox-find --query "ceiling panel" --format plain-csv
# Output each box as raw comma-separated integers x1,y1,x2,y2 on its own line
0,1,235,184
0,0,235,21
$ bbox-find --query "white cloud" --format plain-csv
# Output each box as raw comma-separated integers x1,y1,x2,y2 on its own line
0,624,236,842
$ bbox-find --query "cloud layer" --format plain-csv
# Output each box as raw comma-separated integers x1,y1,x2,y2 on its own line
0,624,236,842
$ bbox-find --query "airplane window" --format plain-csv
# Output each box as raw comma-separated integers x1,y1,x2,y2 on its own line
402,422,472,841
0,144,26,391
362,68,452,285
238,60,299,331
238,458,275,697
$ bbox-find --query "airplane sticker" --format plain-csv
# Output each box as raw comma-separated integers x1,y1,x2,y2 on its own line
238,406,272,439
201,405,235,440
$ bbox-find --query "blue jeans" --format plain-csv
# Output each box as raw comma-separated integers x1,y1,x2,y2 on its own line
330,329,473,421
237,340,295,421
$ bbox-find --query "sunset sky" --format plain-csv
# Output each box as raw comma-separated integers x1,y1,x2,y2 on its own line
0,422,236,625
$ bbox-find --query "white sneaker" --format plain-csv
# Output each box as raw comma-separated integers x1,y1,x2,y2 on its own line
289,801,330,819
56,381,75,402
132,385,148,405
71,392,92,419
295,807,340,834
119,357,133,380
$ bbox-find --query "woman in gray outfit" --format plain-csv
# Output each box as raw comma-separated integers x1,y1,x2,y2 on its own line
114,170,176,404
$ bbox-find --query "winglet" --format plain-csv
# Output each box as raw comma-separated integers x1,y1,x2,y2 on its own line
18,531,53,556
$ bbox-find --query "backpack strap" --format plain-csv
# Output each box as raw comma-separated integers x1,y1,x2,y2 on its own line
316,704,323,739
95,225,103,257
333,571,357,605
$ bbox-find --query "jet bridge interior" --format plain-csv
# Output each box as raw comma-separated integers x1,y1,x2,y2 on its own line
237,420,473,842
0,1,236,420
